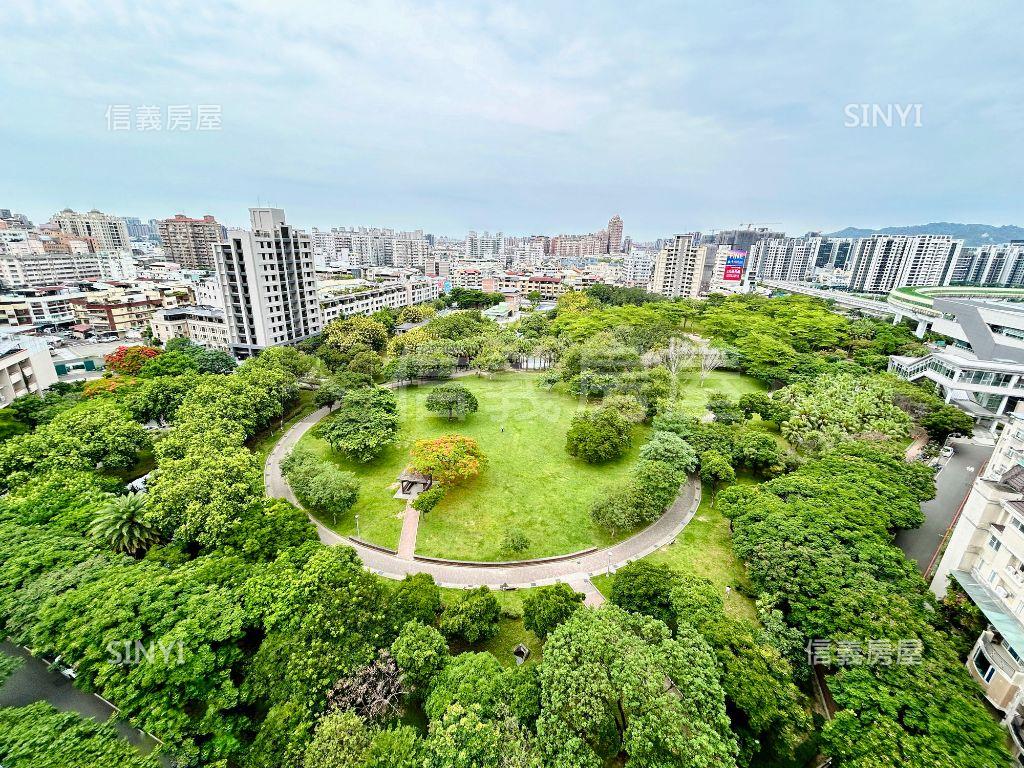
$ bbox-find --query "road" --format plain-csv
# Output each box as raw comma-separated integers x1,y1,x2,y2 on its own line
895,435,993,573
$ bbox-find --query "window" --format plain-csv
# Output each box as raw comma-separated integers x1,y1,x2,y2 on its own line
1013,517,1024,536
989,535,1003,552
974,647,996,683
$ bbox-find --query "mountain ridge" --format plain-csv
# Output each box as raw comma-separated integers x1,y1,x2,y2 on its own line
825,223,1024,247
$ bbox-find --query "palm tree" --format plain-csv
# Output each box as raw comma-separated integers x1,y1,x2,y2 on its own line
89,492,160,557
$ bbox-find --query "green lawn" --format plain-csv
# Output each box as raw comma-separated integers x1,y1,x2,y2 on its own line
298,373,648,558
593,477,759,622
668,369,766,416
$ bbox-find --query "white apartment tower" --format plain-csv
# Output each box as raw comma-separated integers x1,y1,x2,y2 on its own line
848,234,962,293
748,237,821,282
214,208,321,358
648,234,701,298
51,208,131,251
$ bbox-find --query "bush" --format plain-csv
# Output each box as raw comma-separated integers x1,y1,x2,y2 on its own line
282,448,359,522
565,407,632,463
412,486,446,513
502,528,530,554
639,431,698,473
522,583,584,639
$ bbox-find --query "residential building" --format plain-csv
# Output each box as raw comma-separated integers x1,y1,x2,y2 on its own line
889,297,1024,426
0,287,84,329
0,209,32,228
157,214,223,269
621,248,655,287
0,251,101,288
69,285,182,337
715,227,784,253
929,424,1024,763
946,243,1024,288
51,208,131,251
319,272,439,323
150,305,231,351
648,234,701,298
214,207,321,357
465,231,504,260
0,333,58,406
124,216,158,241
848,234,962,293
607,214,624,253
749,237,821,282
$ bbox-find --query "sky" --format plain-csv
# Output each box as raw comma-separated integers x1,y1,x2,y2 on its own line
2,0,1022,240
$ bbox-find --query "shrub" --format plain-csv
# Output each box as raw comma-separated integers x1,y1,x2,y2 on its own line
502,528,530,554
439,586,500,643
522,583,584,638
412,486,446,513
283,449,359,522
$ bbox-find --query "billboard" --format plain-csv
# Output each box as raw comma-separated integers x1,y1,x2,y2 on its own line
723,265,744,281
725,254,746,267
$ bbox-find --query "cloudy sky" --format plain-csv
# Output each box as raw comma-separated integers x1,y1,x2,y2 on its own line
2,0,1022,239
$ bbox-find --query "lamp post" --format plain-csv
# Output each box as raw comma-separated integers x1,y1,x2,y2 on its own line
355,514,361,538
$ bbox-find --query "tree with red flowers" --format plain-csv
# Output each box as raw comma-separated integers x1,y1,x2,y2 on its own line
104,345,160,375
410,434,486,486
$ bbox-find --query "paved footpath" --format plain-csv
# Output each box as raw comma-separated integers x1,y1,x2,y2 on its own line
265,381,702,589
396,503,420,560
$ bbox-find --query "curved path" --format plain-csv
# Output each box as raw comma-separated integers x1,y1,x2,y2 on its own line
264,385,701,592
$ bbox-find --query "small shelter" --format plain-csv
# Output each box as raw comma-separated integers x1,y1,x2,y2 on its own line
398,468,432,496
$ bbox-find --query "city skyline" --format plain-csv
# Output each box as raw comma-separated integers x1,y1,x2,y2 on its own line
4,1,1023,238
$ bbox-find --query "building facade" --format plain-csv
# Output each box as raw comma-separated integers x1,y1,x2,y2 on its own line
0,333,58,406
848,234,962,293
157,214,223,269
51,209,130,251
0,251,102,288
648,234,701,298
607,214,624,253
150,305,231,351
215,207,321,357
319,273,439,323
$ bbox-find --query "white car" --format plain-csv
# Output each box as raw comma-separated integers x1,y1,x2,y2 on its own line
940,446,955,458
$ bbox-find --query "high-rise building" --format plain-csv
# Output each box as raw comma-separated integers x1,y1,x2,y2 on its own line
0,251,102,288
648,234,701,298
0,209,32,229
214,207,321,357
607,214,624,253
848,234,962,293
51,208,130,251
465,231,504,260
945,243,1024,288
158,214,223,269
715,227,784,253
124,216,158,241
748,237,822,282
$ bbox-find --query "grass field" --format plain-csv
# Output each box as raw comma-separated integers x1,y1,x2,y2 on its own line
298,373,648,558
592,476,759,622
669,369,766,415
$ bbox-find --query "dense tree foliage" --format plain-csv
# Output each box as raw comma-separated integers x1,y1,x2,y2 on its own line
565,406,632,463
410,434,486,486
424,383,479,421
316,387,400,462
282,448,359,524
522,583,584,639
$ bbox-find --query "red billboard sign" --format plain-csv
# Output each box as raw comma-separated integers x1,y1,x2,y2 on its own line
723,265,744,281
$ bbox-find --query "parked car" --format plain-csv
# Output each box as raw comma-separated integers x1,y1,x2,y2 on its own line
940,446,955,458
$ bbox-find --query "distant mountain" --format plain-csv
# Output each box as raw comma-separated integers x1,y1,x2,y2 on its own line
825,223,1024,247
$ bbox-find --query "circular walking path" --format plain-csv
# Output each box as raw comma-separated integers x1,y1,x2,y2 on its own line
264,379,701,600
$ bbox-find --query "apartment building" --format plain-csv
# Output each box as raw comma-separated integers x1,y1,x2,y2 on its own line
319,273,439,323
648,234,701,298
150,305,231,351
0,333,58,407
748,237,821,282
946,243,1024,288
715,227,783,253
70,286,182,337
51,208,131,251
157,214,223,269
930,416,1024,763
848,234,962,293
215,207,321,357
0,251,102,288
621,248,655,287
607,215,624,253
0,287,84,329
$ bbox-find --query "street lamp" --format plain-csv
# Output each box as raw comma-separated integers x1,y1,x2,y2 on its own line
355,514,361,538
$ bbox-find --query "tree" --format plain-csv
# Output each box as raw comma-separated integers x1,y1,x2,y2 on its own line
103,345,160,375
610,561,681,627
314,379,349,411
537,606,737,767
565,407,632,463
639,431,698,473
601,393,647,424
316,388,400,462
423,652,505,722
88,492,160,556
737,391,782,422
439,586,500,643
391,621,449,699
412,486,445,513
304,710,372,768
410,435,486,486
282,449,359,523
326,649,404,723
697,343,725,387
522,583,584,639
425,383,479,421
699,449,735,499
706,392,744,425
921,403,974,443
